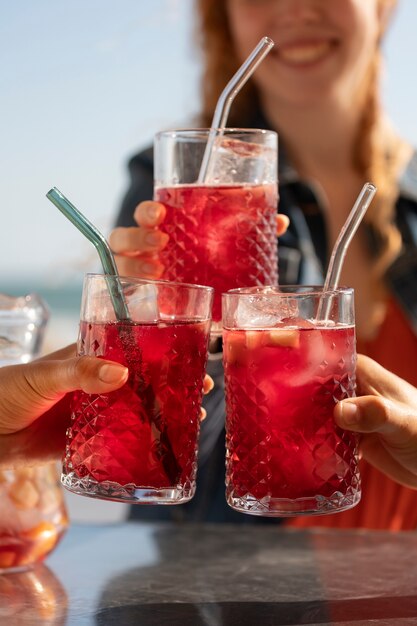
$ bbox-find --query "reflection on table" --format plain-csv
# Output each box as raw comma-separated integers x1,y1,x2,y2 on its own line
2,522,417,625
0,563,67,625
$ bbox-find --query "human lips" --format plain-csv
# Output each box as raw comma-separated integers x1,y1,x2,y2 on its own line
276,39,337,67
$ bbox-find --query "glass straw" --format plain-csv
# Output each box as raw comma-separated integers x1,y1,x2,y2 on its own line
47,187,180,482
317,182,377,320
46,187,131,322
198,36,274,184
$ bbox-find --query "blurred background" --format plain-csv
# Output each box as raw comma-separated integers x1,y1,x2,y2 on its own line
1,0,416,522
0,0,201,351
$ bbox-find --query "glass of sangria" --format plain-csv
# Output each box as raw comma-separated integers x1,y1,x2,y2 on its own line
222,285,361,516
0,292,68,573
154,128,278,332
0,466,68,573
61,274,213,504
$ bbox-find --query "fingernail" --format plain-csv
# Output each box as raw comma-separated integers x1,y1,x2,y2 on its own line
99,364,128,384
341,401,359,425
147,205,160,220
145,232,161,246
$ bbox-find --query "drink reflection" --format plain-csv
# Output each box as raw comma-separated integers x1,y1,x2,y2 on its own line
0,564,68,625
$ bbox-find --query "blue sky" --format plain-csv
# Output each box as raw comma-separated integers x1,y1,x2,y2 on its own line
1,0,416,287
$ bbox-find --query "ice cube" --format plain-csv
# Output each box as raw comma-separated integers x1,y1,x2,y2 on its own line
287,322,327,387
235,293,298,328
125,284,159,323
204,137,275,185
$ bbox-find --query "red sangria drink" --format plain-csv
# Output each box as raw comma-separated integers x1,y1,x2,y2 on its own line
222,286,361,516
61,275,213,504
154,129,278,330
155,183,278,322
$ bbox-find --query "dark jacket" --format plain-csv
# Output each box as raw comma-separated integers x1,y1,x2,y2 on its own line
116,142,417,523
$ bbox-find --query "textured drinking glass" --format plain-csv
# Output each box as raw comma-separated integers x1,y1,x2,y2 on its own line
0,467,69,574
154,128,278,329
0,293,68,573
62,274,213,504
222,286,360,516
0,293,49,366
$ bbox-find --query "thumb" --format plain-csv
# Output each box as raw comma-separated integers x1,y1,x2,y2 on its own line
0,356,129,436
334,395,416,444
22,356,129,400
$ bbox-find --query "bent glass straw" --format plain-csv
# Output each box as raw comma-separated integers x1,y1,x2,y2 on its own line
198,36,274,184
48,188,181,481
46,187,131,322
317,182,377,320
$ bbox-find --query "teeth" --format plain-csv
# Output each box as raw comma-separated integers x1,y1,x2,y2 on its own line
279,42,331,64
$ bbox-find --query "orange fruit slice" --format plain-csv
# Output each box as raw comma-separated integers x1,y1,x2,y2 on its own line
20,522,58,564
267,329,300,348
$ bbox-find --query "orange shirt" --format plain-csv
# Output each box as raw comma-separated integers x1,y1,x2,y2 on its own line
286,297,417,531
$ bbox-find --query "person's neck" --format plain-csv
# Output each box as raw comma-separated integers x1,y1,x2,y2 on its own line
261,95,361,181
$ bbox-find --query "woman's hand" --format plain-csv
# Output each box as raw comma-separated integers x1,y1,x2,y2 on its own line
109,201,169,278
109,200,289,279
334,354,417,489
0,345,128,468
0,344,214,468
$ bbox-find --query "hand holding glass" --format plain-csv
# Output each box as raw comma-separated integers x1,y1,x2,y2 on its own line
154,128,278,329
61,275,213,505
222,286,360,516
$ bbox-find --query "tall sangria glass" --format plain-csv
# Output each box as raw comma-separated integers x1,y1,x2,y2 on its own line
222,285,360,516
61,274,213,504
154,128,278,331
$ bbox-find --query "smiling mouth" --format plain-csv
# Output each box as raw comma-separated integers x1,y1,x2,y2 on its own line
277,40,336,66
